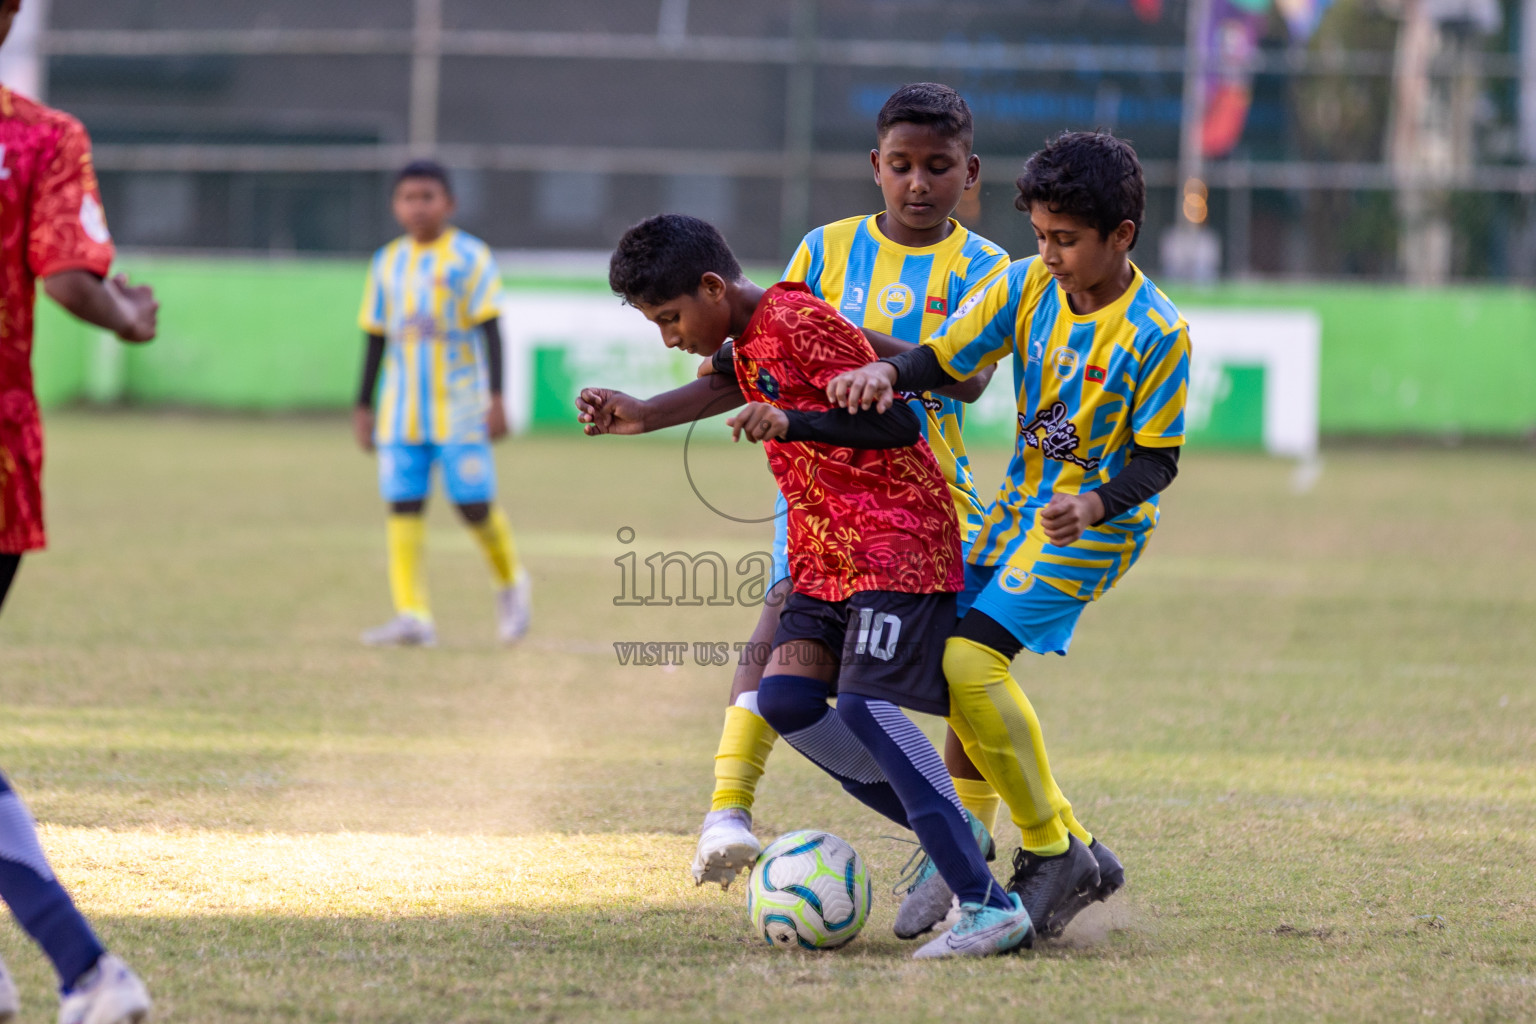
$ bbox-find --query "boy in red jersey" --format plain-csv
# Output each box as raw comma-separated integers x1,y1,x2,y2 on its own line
0,1,156,1019
584,214,1033,958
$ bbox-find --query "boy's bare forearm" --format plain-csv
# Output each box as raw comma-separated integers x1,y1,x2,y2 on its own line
642,373,745,430
43,270,131,336
859,327,992,403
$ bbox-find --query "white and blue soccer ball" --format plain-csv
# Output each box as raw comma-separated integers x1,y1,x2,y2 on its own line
745,830,871,950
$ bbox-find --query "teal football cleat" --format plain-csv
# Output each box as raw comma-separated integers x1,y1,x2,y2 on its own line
912,891,1034,959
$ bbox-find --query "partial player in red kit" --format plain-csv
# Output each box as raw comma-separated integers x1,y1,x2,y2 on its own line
0,1,157,1020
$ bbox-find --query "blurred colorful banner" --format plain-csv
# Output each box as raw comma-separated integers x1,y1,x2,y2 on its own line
1123,0,1334,157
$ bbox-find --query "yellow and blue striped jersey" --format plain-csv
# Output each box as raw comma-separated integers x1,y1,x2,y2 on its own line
925,257,1190,601
783,214,1009,541
358,227,503,445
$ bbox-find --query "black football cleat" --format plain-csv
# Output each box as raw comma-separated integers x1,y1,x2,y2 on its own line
1005,834,1101,939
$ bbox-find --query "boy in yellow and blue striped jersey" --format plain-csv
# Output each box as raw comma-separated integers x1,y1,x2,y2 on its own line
692,85,1013,909
353,160,529,647
830,130,1189,938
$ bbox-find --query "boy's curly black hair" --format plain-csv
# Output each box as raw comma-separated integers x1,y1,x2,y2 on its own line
876,82,973,148
608,214,743,307
1015,131,1145,248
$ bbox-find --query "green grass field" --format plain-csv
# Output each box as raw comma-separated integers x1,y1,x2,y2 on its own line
1,413,1532,1022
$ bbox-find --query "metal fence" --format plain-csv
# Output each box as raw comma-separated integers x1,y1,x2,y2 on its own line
10,0,1536,281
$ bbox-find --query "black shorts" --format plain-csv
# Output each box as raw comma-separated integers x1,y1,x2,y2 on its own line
771,589,958,717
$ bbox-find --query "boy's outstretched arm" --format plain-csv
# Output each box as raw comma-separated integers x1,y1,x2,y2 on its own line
577,373,744,436
43,270,157,342
826,346,958,414
859,328,994,404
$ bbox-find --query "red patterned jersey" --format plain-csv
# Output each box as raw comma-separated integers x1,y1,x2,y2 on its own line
0,87,115,553
732,282,962,601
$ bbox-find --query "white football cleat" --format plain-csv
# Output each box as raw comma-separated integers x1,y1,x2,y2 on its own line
57,954,151,1024
360,614,437,647
0,952,19,1023
691,808,761,889
496,570,532,644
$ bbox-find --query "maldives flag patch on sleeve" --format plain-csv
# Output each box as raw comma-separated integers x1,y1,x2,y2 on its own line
925,296,947,315
1086,364,1107,383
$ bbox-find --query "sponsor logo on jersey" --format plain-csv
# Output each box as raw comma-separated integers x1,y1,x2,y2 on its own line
1018,400,1101,471
925,295,947,315
896,390,944,413
876,282,915,319
953,292,985,319
756,368,781,399
842,284,866,312
1053,348,1080,382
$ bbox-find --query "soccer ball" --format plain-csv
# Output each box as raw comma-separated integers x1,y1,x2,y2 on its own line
745,830,871,950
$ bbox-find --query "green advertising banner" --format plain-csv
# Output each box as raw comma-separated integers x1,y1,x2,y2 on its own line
29,256,1536,444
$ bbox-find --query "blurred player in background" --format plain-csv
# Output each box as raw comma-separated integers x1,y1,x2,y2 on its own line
0,0,156,1018
353,160,530,647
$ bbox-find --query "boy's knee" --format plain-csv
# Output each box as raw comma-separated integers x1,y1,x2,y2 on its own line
755,674,824,735
943,635,1010,691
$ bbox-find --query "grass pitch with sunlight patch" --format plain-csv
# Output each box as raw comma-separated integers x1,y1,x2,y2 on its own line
0,413,1532,1022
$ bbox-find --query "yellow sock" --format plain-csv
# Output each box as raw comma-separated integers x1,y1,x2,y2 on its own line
944,635,1074,855
469,507,520,587
711,700,777,813
386,513,430,619
953,776,1001,839
1061,806,1093,847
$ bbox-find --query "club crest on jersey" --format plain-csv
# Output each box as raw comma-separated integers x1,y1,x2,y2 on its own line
1018,400,1101,471
999,567,1034,594
756,368,781,399
876,282,915,319
1053,348,1080,382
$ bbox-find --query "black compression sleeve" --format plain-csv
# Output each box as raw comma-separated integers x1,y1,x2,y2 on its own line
881,345,958,393
782,402,921,449
712,342,735,376
356,333,385,408
481,318,504,395
1092,444,1180,523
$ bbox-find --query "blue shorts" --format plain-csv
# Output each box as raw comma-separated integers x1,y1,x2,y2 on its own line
378,442,496,505
958,562,1088,657
770,490,790,586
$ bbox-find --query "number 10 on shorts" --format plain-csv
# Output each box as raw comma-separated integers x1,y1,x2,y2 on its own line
855,608,902,661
